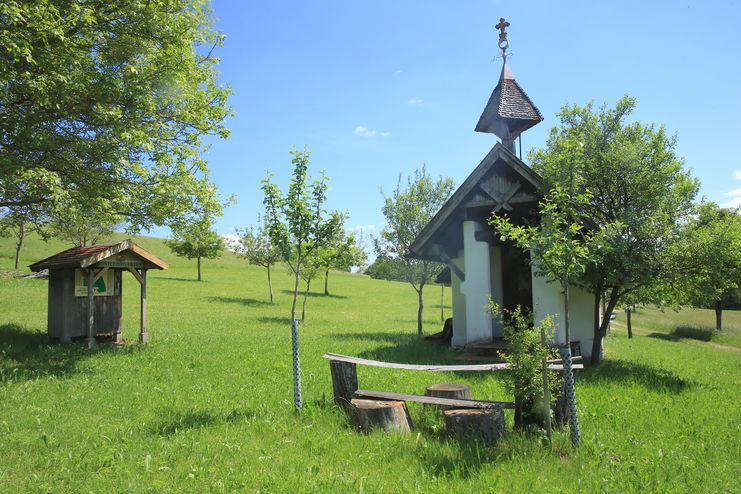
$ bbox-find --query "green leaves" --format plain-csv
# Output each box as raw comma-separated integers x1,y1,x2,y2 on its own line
261,147,344,319
1,0,231,231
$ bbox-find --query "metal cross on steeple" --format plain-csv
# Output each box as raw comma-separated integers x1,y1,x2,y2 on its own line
495,17,511,59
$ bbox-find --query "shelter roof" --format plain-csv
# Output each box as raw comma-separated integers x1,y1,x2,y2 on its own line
409,143,544,262
29,240,169,272
475,62,543,139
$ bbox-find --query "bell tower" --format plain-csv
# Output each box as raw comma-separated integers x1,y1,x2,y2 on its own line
475,18,543,154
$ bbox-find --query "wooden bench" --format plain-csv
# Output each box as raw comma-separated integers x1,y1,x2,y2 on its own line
323,352,582,408
354,390,516,410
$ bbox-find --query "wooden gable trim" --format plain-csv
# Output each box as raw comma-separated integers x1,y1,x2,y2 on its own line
80,240,169,270
409,143,544,258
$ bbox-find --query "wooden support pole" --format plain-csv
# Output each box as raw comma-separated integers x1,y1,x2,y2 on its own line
139,269,148,343
87,268,96,349
329,360,358,409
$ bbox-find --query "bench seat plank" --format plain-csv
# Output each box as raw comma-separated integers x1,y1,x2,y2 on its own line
355,389,516,410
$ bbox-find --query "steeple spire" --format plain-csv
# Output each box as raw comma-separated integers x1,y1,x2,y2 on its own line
475,18,543,154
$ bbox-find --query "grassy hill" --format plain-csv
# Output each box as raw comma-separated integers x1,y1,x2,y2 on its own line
0,234,739,492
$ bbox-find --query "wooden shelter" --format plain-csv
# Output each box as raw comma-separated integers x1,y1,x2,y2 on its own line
29,240,168,347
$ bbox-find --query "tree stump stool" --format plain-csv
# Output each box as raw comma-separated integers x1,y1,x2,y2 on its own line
351,399,412,433
444,408,505,445
424,383,471,410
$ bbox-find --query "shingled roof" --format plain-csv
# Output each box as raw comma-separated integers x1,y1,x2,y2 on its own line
29,240,169,271
475,62,543,140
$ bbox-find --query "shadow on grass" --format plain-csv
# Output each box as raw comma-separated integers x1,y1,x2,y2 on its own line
152,408,256,436
207,296,272,307
672,326,714,341
279,289,349,300
257,316,292,325
0,324,132,382
154,277,205,283
647,325,715,344
581,359,692,392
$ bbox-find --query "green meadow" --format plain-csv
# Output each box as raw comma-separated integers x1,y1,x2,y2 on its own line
0,235,739,493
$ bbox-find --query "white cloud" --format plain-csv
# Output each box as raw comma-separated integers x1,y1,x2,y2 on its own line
407,97,424,105
354,125,389,138
222,233,240,252
394,69,403,76
349,224,376,233
721,173,741,208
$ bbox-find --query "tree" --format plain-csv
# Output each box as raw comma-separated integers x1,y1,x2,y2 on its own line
491,187,616,446
262,147,343,409
375,166,455,336
49,199,120,247
674,203,741,330
166,215,224,281
364,256,408,282
235,220,281,303
317,229,368,295
0,203,47,270
1,0,230,231
262,148,342,323
530,96,698,364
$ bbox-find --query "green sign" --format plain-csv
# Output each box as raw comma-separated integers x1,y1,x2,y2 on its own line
74,269,115,297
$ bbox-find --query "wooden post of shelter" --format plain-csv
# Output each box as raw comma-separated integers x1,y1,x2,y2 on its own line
140,269,148,343
87,268,95,349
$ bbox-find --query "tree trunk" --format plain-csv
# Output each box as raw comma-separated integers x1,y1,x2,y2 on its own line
715,299,723,331
197,255,202,281
351,399,412,433
301,279,311,321
330,361,358,409
444,409,504,445
591,287,620,365
424,383,471,410
267,264,274,303
626,307,633,338
440,284,444,322
14,222,24,271
416,284,424,337
324,269,329,296
290,267,300,324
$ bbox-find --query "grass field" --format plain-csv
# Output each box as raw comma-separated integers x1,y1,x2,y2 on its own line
0,234,739,493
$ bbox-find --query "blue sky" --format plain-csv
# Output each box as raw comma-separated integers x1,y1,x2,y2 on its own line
195,0,741,247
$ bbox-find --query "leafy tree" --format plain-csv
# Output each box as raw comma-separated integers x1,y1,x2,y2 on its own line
0,203,47,270
491,187,616,446
262,148,343,326
673,203,741,330
166,215,224,281
530,96,698,364
364,256,408,282
235,220,281,303
49,199,121,247
317,229,368,295
488,303,561,432
375,166,455,336
0,0,230,231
